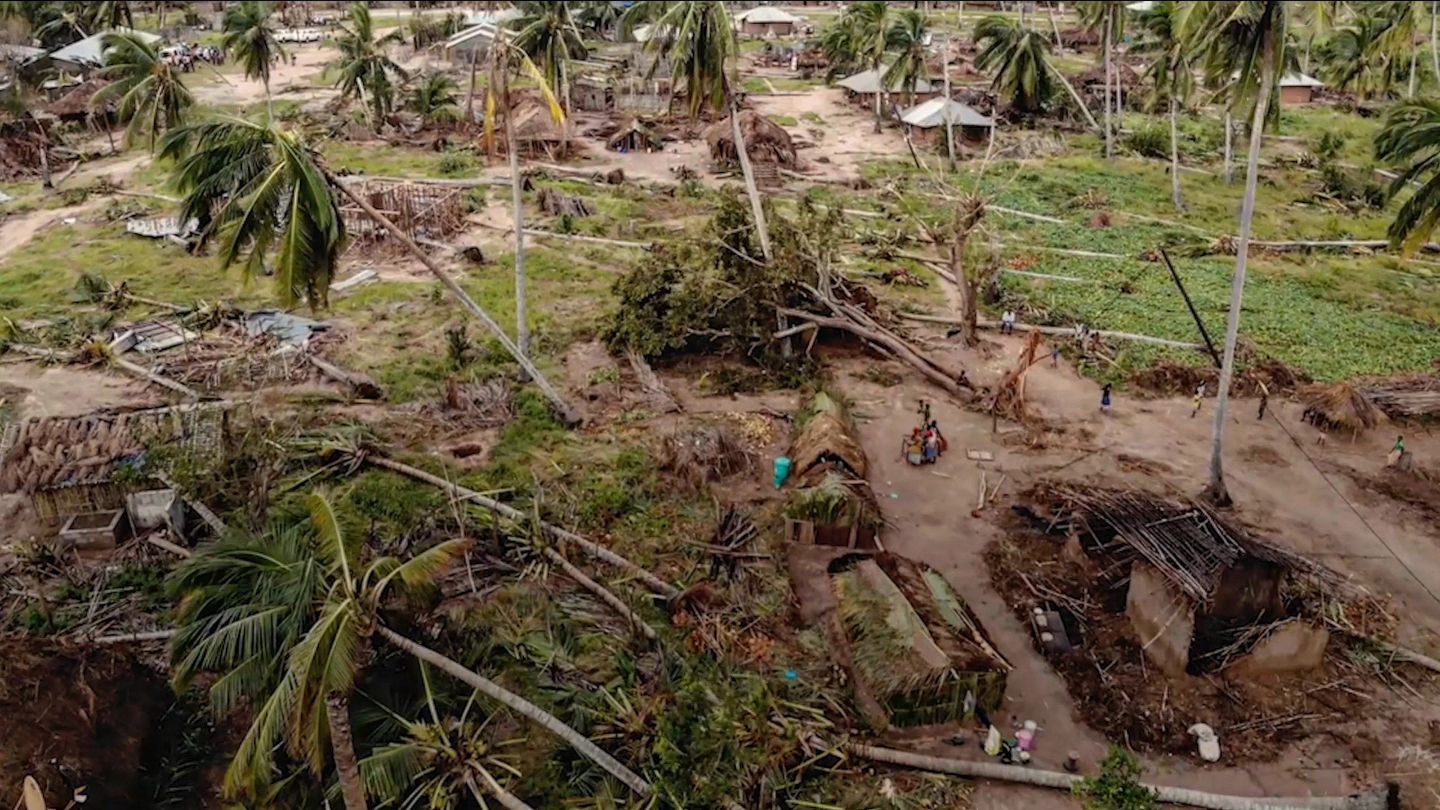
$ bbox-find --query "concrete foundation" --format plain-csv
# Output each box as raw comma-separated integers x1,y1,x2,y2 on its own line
1126,561,1196,676
1230,621,1330,678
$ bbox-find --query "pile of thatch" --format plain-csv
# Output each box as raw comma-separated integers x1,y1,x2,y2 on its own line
606,118,664,152
658,424,751,492
704,110,798,169
414,378,514,428
788,391,866,483
46,79,113,121
0,402,232,494
507,95,569,145
536,187,595,218
1300,381,1385,433
785,470,881,531
0,116,50,181
1357,373,1440,420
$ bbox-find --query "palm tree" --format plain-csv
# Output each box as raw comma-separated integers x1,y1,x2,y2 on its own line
1319,12,1404,100
974,15,1098,128
334,2,407,131
361,666,533,810
484,33,566,364
1183,0,1291,505
159,116,579,420
94,30,193,152
1375,1,1425,98
842,1,896,132
222,1,284,120
1298,0,1347,73
1134,1,1194,209
407,72,461,125
575,0,621,40
882,9,932,107
512,1,587,115
1376,99,1440,252
1078,1,1124,159
170,492,649,807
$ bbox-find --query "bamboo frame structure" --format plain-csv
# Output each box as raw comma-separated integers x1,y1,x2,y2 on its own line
339,179,466,246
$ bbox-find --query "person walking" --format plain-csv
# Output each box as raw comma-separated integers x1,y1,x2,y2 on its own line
1257,385,1269,420
1051,346,1061,367
1101,383,1113,414
1191,384,1204,418
1388,435,1406,466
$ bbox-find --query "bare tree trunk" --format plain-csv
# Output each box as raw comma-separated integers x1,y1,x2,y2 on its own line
541,546,656,642
323,168,581,424
729,91,788,357
1408,47,1419,98
1223,110,1234,184
1433,2,1440,85
942,34,956,172
375,624,652,799
1169,90,1184,210
1054,67,1100,130
1102,16,1112,159
264,74,273,123
466,771,535,810
464,47,479,123
1047,2,1063,47
502,68,531,367
1207,25,1277,507
326,695,369,810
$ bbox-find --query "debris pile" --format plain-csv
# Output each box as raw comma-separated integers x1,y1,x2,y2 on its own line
1300,381,1385,433
658,424,751,493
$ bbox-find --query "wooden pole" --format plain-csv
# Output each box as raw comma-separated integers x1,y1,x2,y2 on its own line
1159,248,1222,368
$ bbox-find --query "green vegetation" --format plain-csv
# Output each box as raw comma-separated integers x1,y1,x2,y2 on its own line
1074,748,1158,810
768,113,799,127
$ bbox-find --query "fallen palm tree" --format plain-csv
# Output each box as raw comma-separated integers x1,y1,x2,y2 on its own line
1355,373,1440,421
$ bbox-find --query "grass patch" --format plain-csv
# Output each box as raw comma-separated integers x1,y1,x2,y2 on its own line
323,140,455,177
768,114,799,127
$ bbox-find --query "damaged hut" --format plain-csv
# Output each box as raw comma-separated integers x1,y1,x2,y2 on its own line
704,109,797,185
504,94,572,159
338,178,465,245
784,392,882,550
0,402,236,545
607,118,664,153
45,78,114,125
1025,485,1367,678
831,552,1010,727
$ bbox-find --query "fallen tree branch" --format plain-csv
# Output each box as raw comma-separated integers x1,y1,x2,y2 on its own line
366,455,679,599
147,536,192,558
625,349,681,413
541,546,657,643
110,356,201,399
91,628,177,645
846,741,1393,810
306,354,385,400
780,307,973,400
896,312,1205,350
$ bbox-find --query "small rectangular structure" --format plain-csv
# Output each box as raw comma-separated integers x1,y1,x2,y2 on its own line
786,517,880,550
126,488,184,535
1126,561,1196,676
338,179,465,245
1231,621,1331,678
59,509,125,551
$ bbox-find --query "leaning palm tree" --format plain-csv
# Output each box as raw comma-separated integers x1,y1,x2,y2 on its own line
1376,99,1440,251
170,491,649,807
361,666,533,810
159,116,579,420
222,0,285,120
407,72,461,126
974,15,1099,128
1134,1,1194,209
882,9,932,107
1374,0,1425,98
843,1,896,132
1182,0,1291,505
1320,12,1404,101
512,1,587,115
94,30,193,151
333,2,408,130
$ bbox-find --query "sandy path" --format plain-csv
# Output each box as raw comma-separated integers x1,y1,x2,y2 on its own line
0,364,152,419
0,201,102,263
191,42,337,106
822,330,1440,805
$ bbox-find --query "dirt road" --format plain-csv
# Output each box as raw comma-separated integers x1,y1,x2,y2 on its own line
829,329,1440,806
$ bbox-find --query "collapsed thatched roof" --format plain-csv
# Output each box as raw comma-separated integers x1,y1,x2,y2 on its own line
0,402,233,494
606,118,664,151
1076,62,1141,88
788,392,866,480
46,79,113,119
704,109,797,168
1299,381,1384,433
507,94,568,143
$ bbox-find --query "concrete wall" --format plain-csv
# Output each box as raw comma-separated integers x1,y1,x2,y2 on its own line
1280,86,1314,105
1230,621,1330,678
1126,561,1196,677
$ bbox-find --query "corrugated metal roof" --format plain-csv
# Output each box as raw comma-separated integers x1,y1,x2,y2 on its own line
837,68,934,95
735,7,801,24
445,23,498,50
49,28,161,66
1281,72,1324,88
900,97,992,128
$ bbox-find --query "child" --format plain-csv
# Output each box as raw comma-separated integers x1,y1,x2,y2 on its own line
1101,383,1113,414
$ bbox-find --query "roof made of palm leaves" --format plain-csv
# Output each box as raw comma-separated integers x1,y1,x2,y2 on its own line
836,67,934,95
704,109,797,168
508,94,569,142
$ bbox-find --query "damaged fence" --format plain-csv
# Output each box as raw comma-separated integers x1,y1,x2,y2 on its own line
339,179,466,246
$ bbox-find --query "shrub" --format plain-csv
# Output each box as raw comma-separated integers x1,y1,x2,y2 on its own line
1125,125,1169,160
1074,748,1157,810
438,152,475,176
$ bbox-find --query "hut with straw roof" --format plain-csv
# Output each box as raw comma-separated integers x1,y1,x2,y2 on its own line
606,118,664,153
502,94,570,159
1299,382,1385,434
703,110,797,185
785,392,881,549
44,78,113,124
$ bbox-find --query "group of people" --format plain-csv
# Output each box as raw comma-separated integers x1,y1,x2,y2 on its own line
162,43,224,71
905,400,948,465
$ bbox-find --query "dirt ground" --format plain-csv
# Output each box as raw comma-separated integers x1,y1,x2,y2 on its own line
813,328,1440,807
0,363,153,419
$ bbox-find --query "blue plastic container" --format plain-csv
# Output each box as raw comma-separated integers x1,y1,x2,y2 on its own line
773,456,793,489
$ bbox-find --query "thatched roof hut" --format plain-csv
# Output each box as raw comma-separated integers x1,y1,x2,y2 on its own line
45,79,113,122
1299,382,1385,433
504,94,570,158
788,392,866,482
704,109,798,170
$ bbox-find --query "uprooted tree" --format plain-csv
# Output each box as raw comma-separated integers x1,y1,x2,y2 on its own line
604,191,976,401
